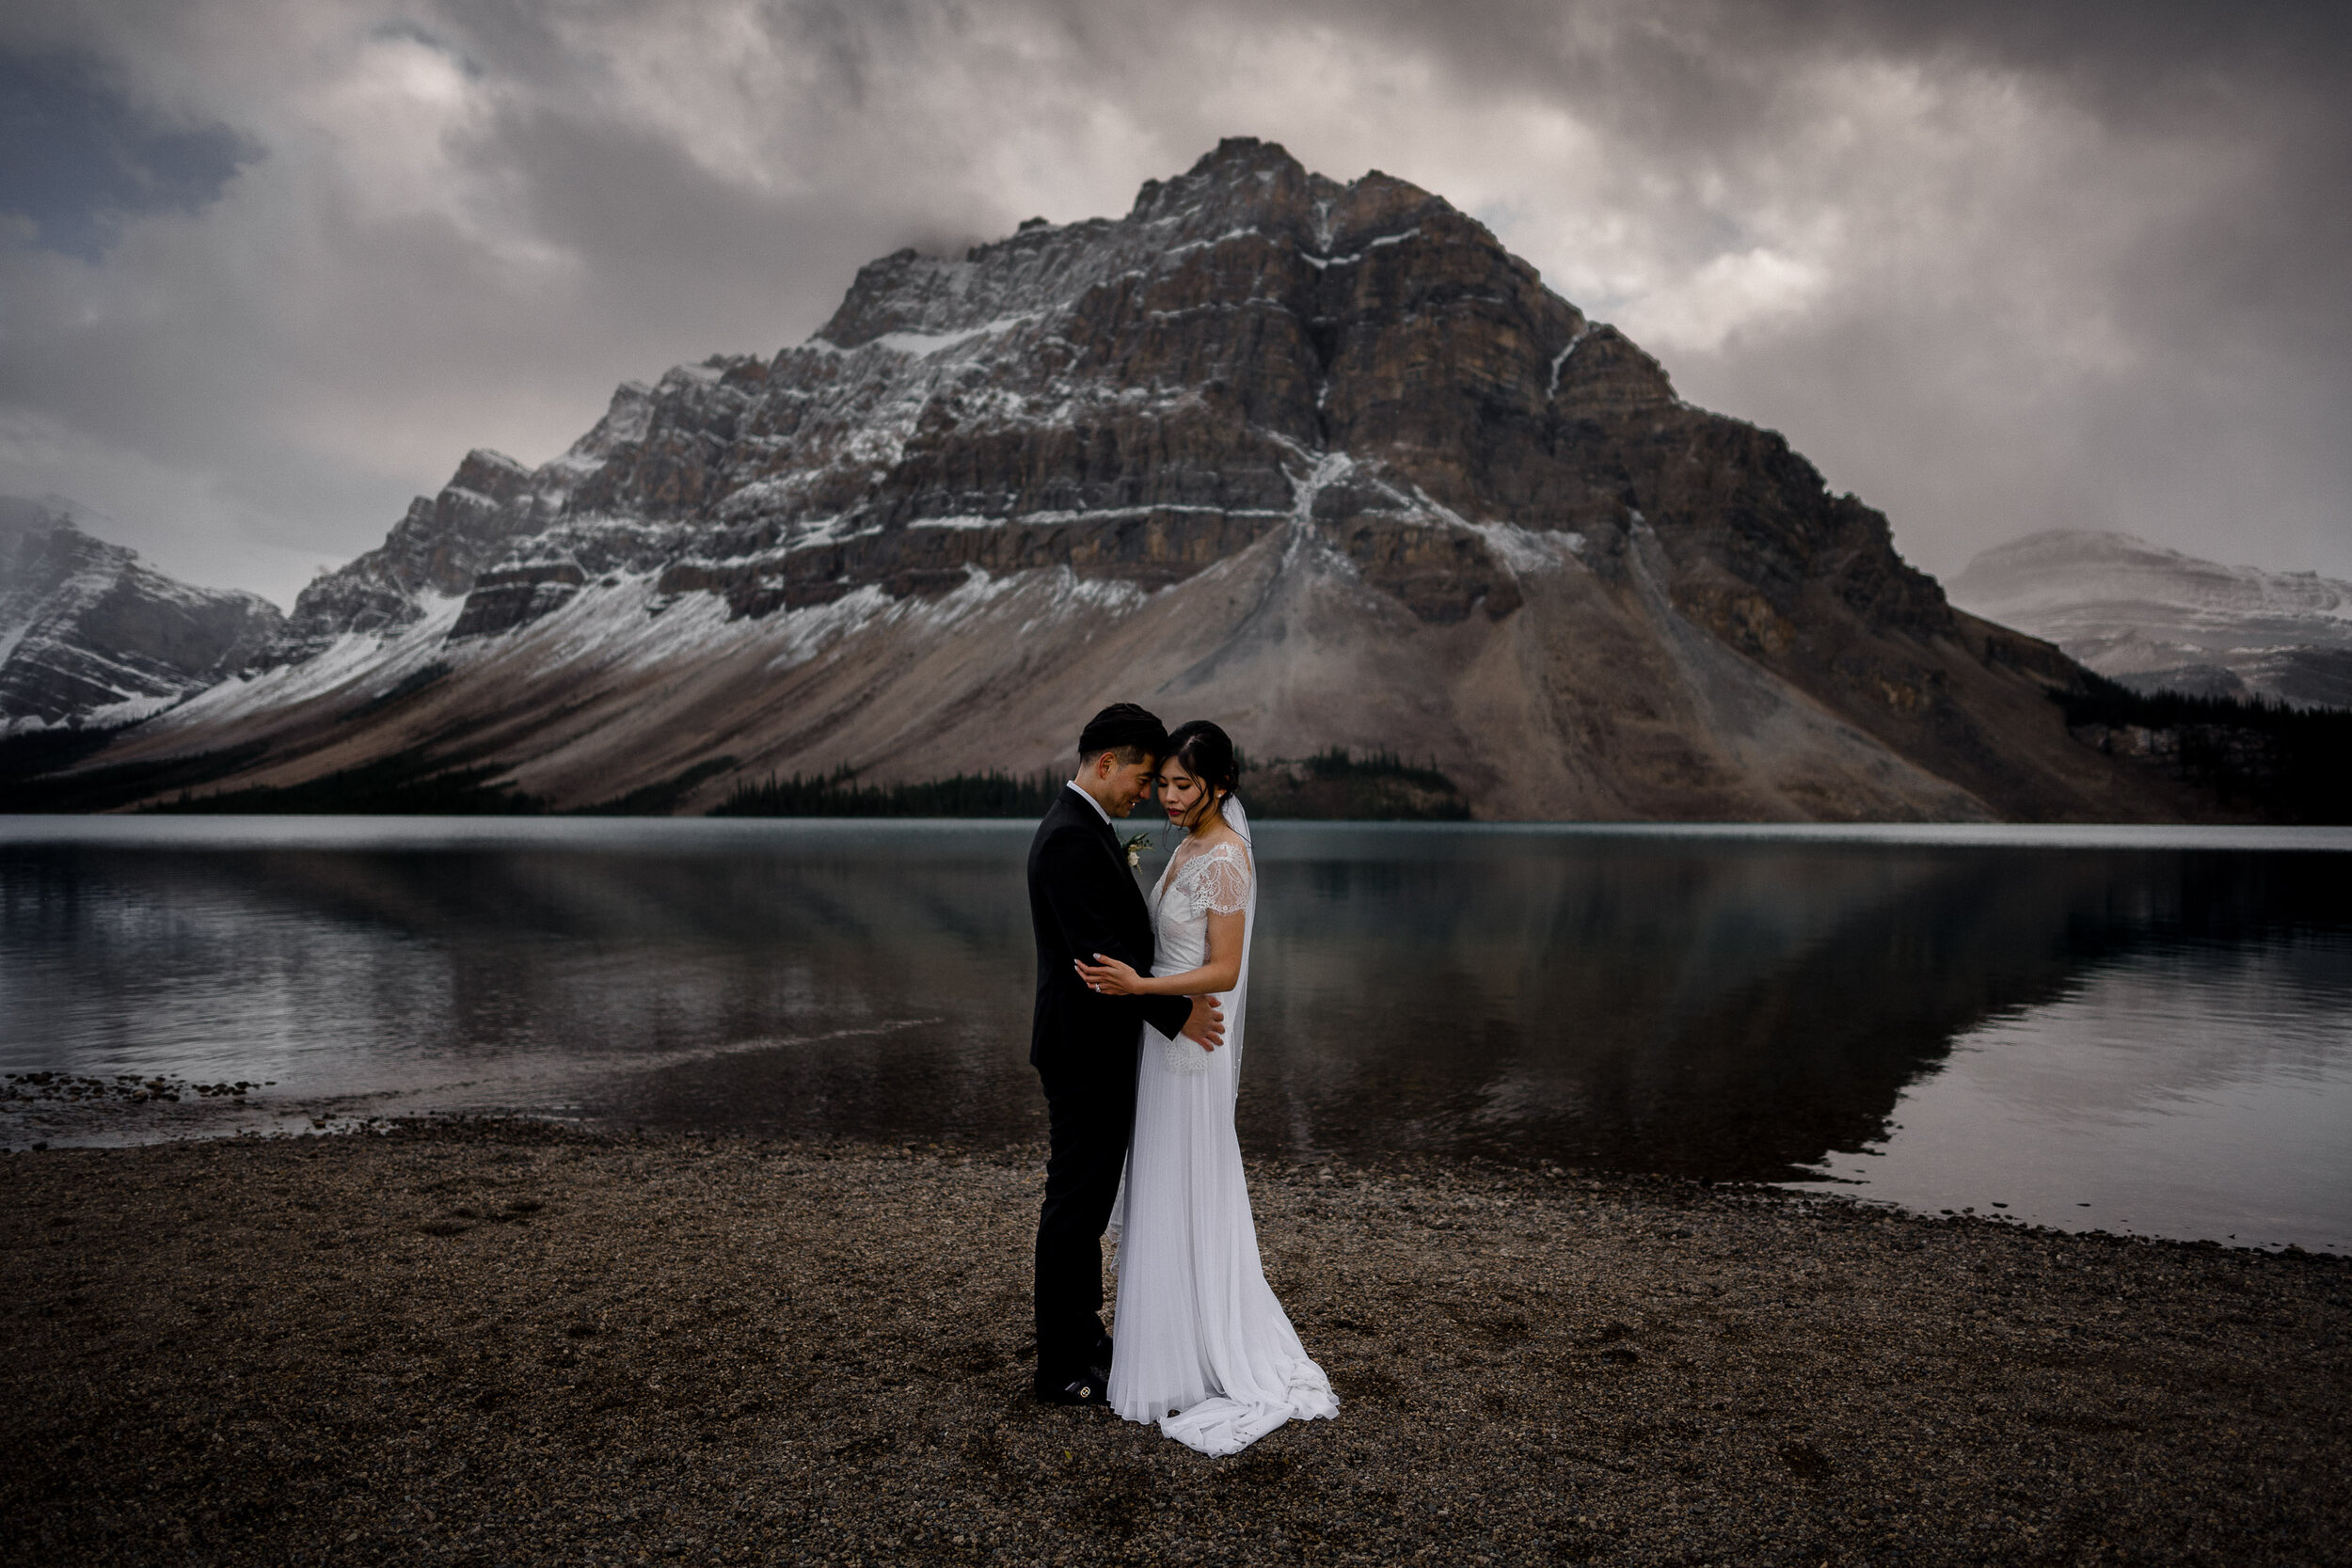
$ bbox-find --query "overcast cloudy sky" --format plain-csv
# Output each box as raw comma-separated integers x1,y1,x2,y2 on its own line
2,0,2345,607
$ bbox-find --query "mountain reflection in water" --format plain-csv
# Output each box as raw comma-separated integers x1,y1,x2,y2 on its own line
2,820,2345,1248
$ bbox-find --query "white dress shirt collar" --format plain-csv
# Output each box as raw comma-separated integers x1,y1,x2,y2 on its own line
1064,779,1112,826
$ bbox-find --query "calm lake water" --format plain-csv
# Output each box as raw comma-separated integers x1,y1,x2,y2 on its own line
4,817,2347,1251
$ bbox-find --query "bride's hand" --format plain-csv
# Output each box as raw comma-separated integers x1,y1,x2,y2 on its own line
1182,993,1223,1052
1074,954,1141,995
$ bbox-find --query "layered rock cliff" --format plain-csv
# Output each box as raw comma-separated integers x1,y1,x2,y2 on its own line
69,140,2208,820
0,498,284,734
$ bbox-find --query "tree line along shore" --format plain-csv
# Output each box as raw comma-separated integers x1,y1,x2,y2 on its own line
4,682,2348,820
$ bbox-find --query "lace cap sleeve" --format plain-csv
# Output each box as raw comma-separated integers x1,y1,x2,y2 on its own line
1184,844,1253,915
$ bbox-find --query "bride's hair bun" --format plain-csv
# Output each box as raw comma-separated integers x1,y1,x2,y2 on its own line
1165,720,1240,800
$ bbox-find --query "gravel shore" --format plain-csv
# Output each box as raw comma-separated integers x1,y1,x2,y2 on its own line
3,1123,2344,1566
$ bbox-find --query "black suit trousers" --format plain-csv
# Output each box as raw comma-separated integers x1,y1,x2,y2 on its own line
1033,1047,1141,1381
1024,789,1191,1387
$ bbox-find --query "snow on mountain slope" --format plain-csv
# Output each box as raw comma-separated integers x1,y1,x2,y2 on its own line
63,141,2209,821
0,498,285,734
1949,531,2352,710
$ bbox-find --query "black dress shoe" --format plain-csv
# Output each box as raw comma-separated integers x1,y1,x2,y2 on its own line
1034,1375,1110,1407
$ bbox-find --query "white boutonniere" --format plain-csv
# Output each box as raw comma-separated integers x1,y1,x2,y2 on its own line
1121,832,1152,870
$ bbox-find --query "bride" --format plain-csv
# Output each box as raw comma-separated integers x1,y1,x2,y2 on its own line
1073,720,1339,1456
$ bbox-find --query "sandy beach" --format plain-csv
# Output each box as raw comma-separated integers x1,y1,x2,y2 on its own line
3,1122,2344,1566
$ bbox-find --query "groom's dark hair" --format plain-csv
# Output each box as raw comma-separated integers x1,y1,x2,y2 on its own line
1077,703,1168,766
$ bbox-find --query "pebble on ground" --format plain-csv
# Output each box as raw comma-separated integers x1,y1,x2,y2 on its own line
2,1121,2344,1566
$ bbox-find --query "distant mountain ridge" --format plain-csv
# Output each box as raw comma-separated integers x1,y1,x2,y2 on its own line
0,497,284,734
1950,531,2352,711
29,140,2226,821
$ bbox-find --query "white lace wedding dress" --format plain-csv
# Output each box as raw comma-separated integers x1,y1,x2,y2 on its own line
1108,803,1339,1455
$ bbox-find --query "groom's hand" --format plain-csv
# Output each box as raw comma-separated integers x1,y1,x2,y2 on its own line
1182,994,1225,1052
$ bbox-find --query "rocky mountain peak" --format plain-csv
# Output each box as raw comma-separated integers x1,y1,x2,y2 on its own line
81,141,2195,825
1952,531,2352,708
0,497,284,730
255,136,1903,661
268,446,548,663
1129,135,1334,232
269,135,1686,654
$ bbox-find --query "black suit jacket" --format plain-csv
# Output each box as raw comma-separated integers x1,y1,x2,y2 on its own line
1027,786,1194,1076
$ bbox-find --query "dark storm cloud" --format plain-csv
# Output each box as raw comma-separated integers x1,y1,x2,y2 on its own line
0,0,2344,603
1266,0,2352,578
0,49,255,261
1284,0,2352,139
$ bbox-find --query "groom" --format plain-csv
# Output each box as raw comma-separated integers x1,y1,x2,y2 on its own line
1026,703,1223,1405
